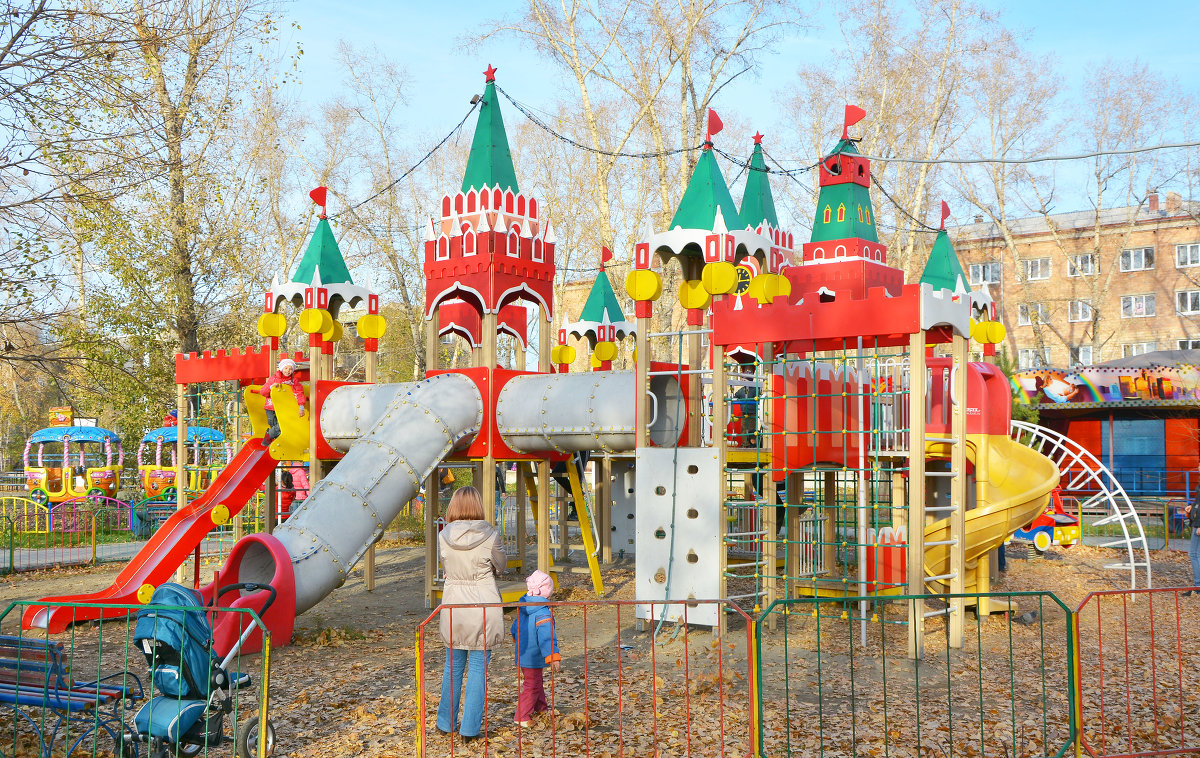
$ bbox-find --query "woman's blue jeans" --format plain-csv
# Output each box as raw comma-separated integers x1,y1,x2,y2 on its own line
436,649,490,736
1189,530,1200,587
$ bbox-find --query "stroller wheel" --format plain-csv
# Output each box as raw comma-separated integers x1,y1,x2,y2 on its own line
175,743,203,757
237,716,276,758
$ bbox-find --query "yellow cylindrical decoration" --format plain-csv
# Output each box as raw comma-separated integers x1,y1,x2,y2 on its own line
593,341,618,362
356,314,387,339
987,322,1007,343
257,312,287,338
746,273,786,304
322,320,344,344
970,319,986,343
590,353,602,368
137,583,155,604
298,308,332,334
211,504,231,526
625,269,663,301
552,345,577,364
678,279,710,310
701,261,738,295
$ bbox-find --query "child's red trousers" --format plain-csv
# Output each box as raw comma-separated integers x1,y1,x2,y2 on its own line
516,667,548,721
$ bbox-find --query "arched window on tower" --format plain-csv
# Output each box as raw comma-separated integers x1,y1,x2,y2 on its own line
467,191,477,213
533,238,544,262
441,196,451,218
437,235,449,261
857,206,863,222
837,204,845,223
823,206,831,224
864,207,871,224
463,231,476,257
507,229,520,257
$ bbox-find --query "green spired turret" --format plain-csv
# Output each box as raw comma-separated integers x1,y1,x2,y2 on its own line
809,138,879,244
461,64,519,195
738,133,779,229
578,271,628,328
293,217,354,285
669,147,740,231
920,206,971,294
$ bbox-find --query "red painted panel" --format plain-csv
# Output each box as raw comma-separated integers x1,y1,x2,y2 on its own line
1065,419,1102,460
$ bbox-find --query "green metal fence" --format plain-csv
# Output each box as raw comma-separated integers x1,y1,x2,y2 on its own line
757,591,1077,758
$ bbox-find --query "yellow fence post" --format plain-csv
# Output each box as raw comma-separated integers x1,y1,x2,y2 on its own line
259,629,271,758
414,627,425,757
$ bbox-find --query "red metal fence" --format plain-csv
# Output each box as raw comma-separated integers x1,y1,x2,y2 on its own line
1075,587,1200,757
415,599,756,757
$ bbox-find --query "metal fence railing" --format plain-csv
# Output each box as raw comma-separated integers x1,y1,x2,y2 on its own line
0,597,274,758
416,598,757,757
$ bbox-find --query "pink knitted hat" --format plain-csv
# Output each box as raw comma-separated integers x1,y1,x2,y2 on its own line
526,570,554,598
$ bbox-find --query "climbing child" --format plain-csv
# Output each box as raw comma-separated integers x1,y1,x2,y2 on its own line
510,569,561,727
257,358,306,443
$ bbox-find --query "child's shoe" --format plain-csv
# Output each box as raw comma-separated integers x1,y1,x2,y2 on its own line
514,719,532,728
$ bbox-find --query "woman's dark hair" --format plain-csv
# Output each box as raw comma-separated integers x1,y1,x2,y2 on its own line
280,470,293,488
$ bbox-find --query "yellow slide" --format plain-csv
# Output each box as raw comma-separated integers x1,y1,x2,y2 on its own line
924,434,1060,594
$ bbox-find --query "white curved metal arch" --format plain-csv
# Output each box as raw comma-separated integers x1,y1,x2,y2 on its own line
1010,420,1151,589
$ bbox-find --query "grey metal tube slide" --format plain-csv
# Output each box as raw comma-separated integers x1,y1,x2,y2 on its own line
496,371,683,452
271,373,483,614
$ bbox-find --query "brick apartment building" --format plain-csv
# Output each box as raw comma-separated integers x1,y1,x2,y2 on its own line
951,192,1200,368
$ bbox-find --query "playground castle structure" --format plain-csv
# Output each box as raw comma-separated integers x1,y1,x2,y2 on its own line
25,69,1065,660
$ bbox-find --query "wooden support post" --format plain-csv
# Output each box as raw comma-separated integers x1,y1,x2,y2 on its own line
713,350,728,634
481,311,497,523
308,338,323,485
907,331,927,660
949,334,968,629
635,315,650,449
597,455,612,565
822,470,837,585
424,317,439,608
785,472,803,600
516,465,528,571
685,259,703,447
760,345,777,627
365,348,378,592
537,459,551,574
175,383,189,584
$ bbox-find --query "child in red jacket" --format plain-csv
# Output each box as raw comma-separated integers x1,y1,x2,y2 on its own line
257,358,306,443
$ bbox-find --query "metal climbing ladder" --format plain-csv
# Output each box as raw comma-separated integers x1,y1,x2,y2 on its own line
1010,420,1151,589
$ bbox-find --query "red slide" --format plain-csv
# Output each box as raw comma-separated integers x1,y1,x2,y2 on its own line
23,438,278,633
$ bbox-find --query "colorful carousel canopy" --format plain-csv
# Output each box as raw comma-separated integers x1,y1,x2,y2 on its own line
30,427,120,445
140,426,226,445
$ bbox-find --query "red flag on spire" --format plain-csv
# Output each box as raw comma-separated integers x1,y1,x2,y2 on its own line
309,186,328,218
601,246,614,270
706,109,724,143
940,200,950,230
842,105,866,139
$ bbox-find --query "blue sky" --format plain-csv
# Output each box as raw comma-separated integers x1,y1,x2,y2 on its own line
279,1,1200,214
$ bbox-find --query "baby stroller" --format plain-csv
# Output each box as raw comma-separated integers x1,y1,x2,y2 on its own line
121,582,277,758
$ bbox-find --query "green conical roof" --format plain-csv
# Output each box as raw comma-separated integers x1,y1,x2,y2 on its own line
739,139,779,229
461,78,519,195
292,217,354,285
920,229,970,294
669,149,740,231
577,271,628,327
809,139,878,244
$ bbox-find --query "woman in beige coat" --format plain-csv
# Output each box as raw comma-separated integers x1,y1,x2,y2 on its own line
435,486,507,740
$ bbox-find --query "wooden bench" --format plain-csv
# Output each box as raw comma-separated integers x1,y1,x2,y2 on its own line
0,633,142,758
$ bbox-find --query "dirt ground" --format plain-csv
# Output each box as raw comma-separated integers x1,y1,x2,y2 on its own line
0,542,1195,757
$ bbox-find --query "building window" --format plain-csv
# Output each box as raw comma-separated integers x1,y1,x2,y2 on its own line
1071,345,1094,366
1120,294,1156,318
969,261,1001,286
1176,243,1200,268
1068,254,1098,277
1179,339,1200,349
1021,258,1051,281
1120,246,1155,272
1017,302,1048,326
1018,348,1053,369
1177,290,1200,315
1122,341,1157,357
1068,300,1093,323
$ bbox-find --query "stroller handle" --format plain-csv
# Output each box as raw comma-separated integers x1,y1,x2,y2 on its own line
212,581,278,616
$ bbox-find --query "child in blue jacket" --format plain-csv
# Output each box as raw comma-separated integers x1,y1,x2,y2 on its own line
510,570,561,726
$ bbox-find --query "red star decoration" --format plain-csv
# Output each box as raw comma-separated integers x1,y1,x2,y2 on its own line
484,64,498,82
753,131,764,145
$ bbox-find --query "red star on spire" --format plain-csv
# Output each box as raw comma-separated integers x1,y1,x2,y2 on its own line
484,64,498,82
752,131,764,145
